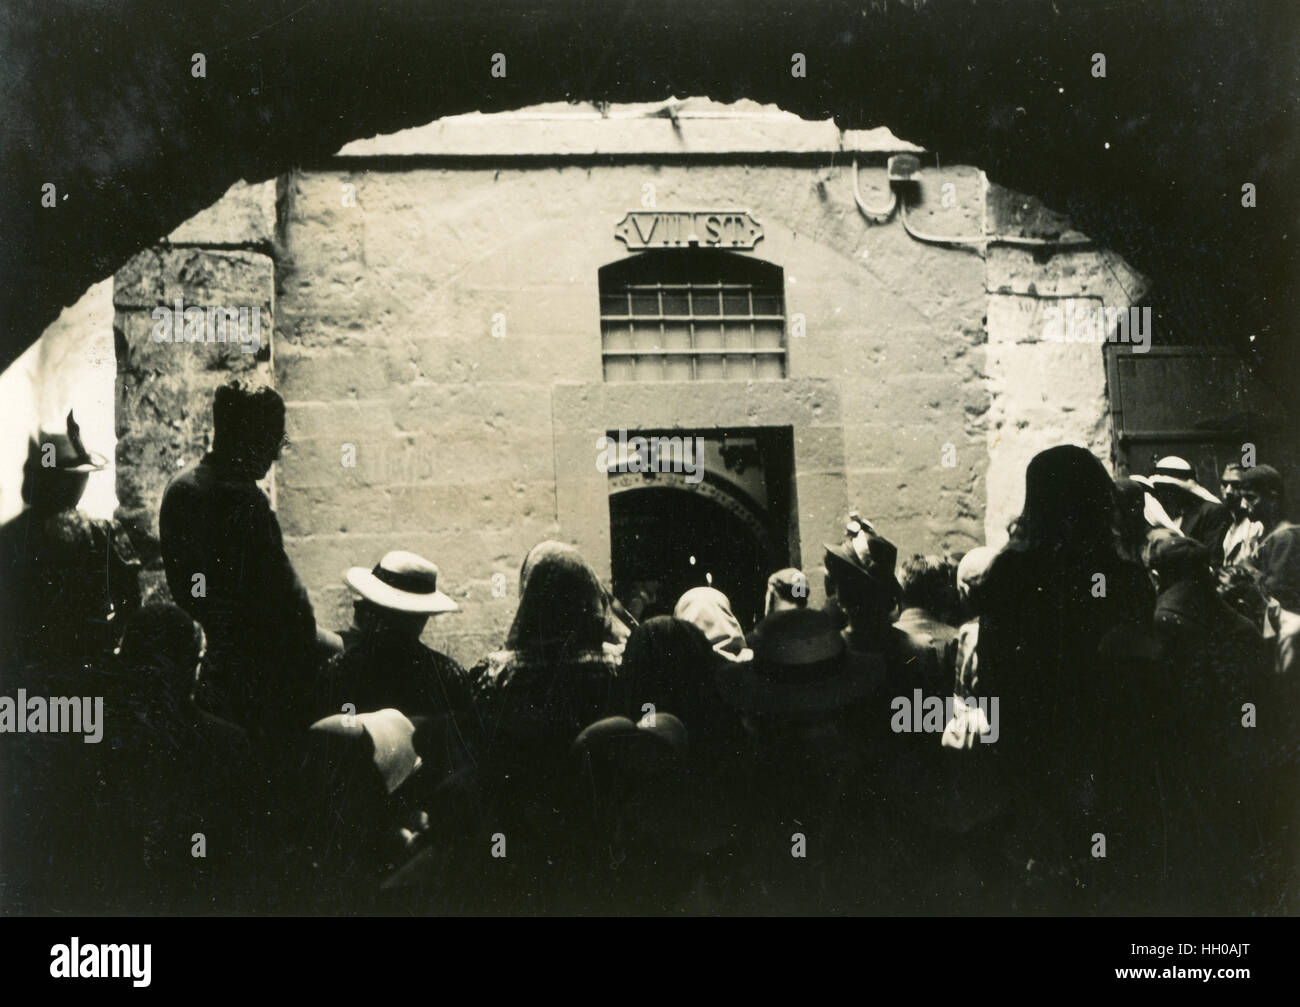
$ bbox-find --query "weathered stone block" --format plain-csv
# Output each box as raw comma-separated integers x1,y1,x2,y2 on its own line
114,248,274,312
167,179,277,246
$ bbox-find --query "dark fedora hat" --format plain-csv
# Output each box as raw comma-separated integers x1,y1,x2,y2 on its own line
823,514,901,598
27,411,107,473
714,607,882,718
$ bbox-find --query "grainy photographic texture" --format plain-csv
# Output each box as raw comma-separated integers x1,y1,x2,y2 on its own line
0,0,1296,923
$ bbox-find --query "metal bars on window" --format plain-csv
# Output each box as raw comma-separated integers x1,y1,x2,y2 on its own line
599,257,786,382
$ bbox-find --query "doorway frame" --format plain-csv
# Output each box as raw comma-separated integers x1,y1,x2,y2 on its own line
551,377,846,609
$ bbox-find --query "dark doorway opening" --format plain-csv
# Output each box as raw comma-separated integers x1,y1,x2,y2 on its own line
607,427,794,631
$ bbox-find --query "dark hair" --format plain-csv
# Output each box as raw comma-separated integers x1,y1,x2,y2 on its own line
1240,464,1284,503
620,616,716,724
1018,446,1117,554
211,380,285,468
1149,540,1212,589
898,554,958,615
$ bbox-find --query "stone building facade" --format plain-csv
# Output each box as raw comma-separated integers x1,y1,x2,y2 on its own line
103,100,1285,666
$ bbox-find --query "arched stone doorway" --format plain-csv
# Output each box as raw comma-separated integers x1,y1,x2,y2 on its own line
606,431,791,630
610,481,776,630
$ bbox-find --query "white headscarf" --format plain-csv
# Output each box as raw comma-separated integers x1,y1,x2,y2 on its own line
673,587,753,663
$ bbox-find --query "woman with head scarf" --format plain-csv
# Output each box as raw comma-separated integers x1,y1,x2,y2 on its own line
673,586,754,663
455,543,626,908
471,541,625,759
974,446,1158,909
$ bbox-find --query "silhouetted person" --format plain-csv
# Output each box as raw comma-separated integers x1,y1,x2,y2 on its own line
711,607,908,912
673,586,753,663
160,381,330,738
1148,455,1232,565
893,554,960,692
281,709,422,913
0,411,140,682
1150,537,1266,702
89,603,258,912
463,541,628,911
951,545,996,696
976,445,1156,910
1219,462,1262,565
824,514,936,695
472,541,625,760
316,551,478,783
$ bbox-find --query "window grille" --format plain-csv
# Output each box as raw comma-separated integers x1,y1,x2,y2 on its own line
599,251,786,381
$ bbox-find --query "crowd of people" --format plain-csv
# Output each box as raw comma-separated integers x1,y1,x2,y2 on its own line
1,379,1296,915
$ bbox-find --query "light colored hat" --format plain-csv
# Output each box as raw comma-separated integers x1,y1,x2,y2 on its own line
345,551,458,614
310,708,422,794
1148,456,1221,504
956,546,997,598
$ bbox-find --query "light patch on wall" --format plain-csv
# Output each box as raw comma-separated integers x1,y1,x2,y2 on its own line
0,279,117,522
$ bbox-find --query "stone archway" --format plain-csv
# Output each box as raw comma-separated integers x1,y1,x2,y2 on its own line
2,0,1295,400
609,479,777,629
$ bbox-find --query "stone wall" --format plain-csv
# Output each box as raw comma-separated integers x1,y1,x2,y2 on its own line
981,183,1150,545
112,182,277,599
105,108,1165,669
274,149,989,665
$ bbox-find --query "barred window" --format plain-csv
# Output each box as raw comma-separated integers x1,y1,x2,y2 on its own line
599,250,786,381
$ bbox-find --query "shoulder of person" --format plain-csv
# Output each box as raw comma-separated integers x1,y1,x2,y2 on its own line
426,647,470,678
470,651,512,685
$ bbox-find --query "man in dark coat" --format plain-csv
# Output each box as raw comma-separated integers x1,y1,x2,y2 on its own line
823,514,938,696
315,551,479,784
0,411,140,682
160,380,329,737
1150,537,1266,691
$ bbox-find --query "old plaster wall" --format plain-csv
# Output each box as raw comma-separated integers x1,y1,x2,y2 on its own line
104,106,1154,667
273,138,990,662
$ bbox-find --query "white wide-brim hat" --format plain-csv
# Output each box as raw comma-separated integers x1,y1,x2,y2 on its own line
1148,456,1221,505
345,550,458,614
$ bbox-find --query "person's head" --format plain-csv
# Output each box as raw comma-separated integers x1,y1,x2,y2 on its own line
22,458,89,512
1148,456,1220,520
20,411,105,512
822,517,901,634
1146,537,1213,594
117,603,204,700
674,586,751,661
1016,445,1117,554
211,380,286,478
1220,463,1246,515
718,608,874,751
1148,480,1194,519
352,598,429,640
764,568,810,616
620,616,717,721
898,554,957,618
824,566,894,635
1239,465,1285,529
507,541,609,657
344,551,457,640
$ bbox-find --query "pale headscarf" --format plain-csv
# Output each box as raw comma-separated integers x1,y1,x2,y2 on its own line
673,587,753,663
956,546,997,600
